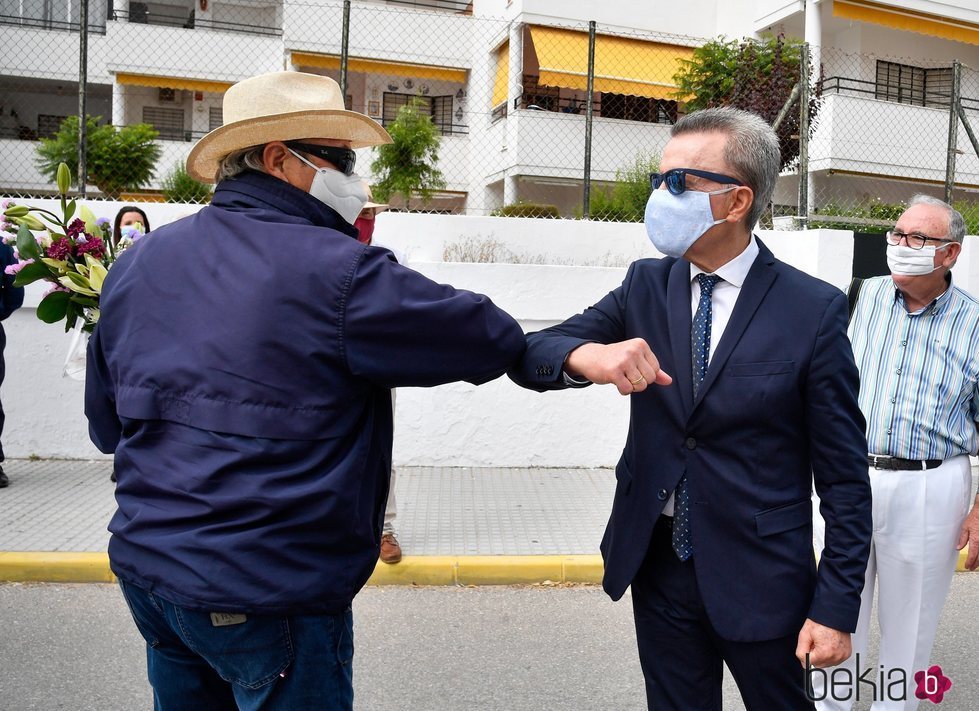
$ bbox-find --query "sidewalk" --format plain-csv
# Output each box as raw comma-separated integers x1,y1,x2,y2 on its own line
0,459,614,584
3,459,975,585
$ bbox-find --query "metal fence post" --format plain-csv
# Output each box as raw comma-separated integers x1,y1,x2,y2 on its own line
339,0,351,106
797,42,810,228
582,21,596,220
944,61,962,204
77,0,89,197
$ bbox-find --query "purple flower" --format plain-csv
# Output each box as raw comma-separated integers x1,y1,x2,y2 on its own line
75,234,88,245
3,258,33,276
96,217,110,226
1,199,12,210
46,238,72,261
66,218,86,240
76,235,106,259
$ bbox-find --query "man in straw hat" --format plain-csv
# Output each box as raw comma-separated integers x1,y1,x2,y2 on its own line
85,71,525,709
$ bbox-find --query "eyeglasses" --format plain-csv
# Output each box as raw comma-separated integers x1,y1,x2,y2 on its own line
285,142,357,176
885,230,954,250
649,168,744,196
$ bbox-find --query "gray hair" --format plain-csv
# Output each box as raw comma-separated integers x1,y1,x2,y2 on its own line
671,107,781,228
214,145,267,182
908,194,966,243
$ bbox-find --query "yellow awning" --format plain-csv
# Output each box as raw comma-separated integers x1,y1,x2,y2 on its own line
491,41,509,108
834,0,979,46
291,52,468,83
116,73,232,93
528,26,694,100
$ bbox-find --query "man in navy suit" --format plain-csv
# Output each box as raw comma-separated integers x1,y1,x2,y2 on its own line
509,107,872,710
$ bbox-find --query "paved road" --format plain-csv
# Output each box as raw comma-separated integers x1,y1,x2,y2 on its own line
2,578,978,710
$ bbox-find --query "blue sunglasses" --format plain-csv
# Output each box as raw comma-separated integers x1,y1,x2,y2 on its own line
650,169,743,195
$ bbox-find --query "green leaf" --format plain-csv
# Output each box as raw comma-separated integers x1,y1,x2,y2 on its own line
15,223,41,260
36,290,70,324
12,260,54,287
64,199,77,222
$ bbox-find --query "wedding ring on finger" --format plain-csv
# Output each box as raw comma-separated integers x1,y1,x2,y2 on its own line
630,374,646,387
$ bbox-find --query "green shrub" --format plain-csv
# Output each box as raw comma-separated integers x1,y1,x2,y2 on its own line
161,161,212,203
583,153,658,222
36,115,161,198
492,201,561,218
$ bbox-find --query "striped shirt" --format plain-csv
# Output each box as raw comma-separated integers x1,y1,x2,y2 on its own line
848,275,979,460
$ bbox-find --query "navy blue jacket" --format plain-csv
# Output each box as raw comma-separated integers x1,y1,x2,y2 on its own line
509,242,872,641
87,171,525,614
1,242,25,322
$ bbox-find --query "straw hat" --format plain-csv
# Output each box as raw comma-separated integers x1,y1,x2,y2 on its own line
186,71,392,183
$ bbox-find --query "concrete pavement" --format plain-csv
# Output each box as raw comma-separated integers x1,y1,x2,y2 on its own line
0,458,614,584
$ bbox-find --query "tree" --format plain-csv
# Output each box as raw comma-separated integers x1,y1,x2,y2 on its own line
370,98,445,208
588,153,659,222
161,161,212,203
673,35,820,170
36,115,161,198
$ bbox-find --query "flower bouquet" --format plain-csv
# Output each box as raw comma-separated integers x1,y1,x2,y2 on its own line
2,163,140,333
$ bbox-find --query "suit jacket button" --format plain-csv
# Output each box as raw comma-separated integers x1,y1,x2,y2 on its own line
657,489,668,501
685,437,697,450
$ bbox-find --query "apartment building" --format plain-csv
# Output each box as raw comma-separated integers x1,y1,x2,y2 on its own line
0,0,977,216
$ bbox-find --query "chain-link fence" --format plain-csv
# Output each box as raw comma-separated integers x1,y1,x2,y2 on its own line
1,0,978,228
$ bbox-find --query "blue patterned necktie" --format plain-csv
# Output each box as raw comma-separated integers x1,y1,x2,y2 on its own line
672,273,721,561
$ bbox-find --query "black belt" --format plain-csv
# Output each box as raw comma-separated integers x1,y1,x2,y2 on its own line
867,455,942,471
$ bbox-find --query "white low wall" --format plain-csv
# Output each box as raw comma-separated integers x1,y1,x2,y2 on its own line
3,209,978,466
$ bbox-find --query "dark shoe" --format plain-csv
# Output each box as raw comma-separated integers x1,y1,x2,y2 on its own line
380,533,402,564
0,466,8,488
110,470,117,483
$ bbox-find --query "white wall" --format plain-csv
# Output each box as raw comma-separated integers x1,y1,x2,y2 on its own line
7,208,952,467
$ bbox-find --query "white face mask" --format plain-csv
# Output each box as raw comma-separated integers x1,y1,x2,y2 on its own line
886,243,950,276
644,186,735,258
288,148,368,225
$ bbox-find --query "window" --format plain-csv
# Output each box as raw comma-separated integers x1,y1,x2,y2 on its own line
875,60,957,108
37,114,69,139
208,106,223,131
431,95,453,134
875,60,926,106
142,106,186,141
599,93,677,124
382,93,459,135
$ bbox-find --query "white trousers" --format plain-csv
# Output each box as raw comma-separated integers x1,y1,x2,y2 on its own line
812,455,973,710
383,468,397,534
383,390,397,535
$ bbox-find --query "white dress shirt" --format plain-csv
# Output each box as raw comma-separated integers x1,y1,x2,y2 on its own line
663,236,759,515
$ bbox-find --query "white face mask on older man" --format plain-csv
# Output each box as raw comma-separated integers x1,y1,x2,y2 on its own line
288,148,369,225
886,242,951,276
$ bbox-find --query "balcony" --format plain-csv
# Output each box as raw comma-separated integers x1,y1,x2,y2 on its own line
810,77,979,185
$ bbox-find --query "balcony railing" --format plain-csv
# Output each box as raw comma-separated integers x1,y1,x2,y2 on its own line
0,14,106,33
111,8,282,36
512,93,678,125
819,75,979,113
381,0,472,13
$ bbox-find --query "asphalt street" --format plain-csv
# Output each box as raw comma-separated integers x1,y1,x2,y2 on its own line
2,579,978,711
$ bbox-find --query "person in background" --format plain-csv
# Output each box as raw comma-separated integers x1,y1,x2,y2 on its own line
0,238,25,488
354,191,402,564
815,195,979,710
112,205,151,246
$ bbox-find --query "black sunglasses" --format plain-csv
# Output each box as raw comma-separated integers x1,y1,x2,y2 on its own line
650,168,743,196
286,142,357,176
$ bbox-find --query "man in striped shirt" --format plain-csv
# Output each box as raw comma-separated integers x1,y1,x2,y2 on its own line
816,194,979,710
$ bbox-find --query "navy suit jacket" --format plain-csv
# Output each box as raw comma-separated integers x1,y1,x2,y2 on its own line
509,240,872,641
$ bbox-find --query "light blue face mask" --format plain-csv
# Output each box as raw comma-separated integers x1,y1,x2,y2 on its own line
644,186,735,258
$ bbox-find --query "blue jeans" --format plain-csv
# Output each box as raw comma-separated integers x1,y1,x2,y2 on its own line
119,579,354,710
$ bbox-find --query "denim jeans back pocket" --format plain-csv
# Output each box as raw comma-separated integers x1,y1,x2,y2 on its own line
173,608,294,690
